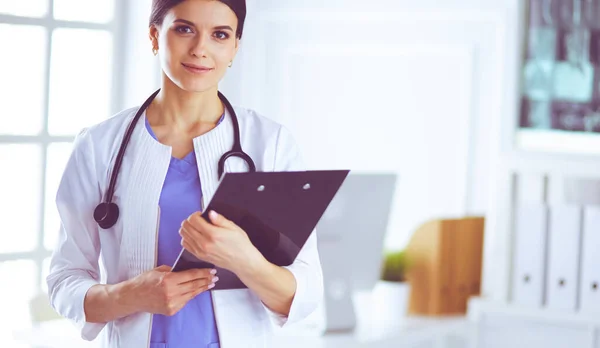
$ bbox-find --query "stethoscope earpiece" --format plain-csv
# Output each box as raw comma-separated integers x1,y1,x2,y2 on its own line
94,202,120,229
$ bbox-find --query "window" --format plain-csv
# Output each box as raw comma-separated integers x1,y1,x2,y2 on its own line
0,0,122,332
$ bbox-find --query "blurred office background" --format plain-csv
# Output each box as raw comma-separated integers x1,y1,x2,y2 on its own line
1,0,600,347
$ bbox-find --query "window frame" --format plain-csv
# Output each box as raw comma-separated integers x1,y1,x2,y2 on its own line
0,0,126,293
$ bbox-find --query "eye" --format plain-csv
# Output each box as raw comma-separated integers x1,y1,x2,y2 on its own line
214,31,230,40
175,25,193,34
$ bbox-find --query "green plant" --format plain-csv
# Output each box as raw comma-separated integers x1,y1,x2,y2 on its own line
380,249,409,282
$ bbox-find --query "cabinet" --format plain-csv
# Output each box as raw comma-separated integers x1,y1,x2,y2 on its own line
478,315,590,348
469,298,598,348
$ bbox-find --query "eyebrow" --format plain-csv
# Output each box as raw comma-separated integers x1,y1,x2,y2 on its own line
174,19,196,27
213,25,234,32
173,19,233,32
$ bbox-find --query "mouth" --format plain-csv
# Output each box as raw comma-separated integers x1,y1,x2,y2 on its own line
182,63,214,74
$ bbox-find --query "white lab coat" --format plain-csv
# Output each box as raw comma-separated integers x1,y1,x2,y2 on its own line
46,105,324,348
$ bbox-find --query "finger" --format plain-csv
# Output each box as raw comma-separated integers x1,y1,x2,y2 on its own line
181,218,214,243
186,212,211,231
178,275,219,295
208,210,237,229
180,237,209,265
184,281,216,300
171,267,216,284
155,265,172,272
180,222,209,241
189,212,224,235
173,282,215,311
181,239,205,263
180,224,211,252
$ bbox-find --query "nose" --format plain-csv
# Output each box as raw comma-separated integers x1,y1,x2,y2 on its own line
190,32,209,57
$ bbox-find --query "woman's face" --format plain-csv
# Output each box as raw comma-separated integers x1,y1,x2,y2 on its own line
150,0,239,93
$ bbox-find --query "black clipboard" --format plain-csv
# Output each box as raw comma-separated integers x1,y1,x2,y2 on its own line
171,170,350,290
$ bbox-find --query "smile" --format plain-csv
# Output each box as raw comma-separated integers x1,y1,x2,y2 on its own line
182,63,214,74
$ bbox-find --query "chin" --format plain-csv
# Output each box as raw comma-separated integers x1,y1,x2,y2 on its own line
176,78,218,93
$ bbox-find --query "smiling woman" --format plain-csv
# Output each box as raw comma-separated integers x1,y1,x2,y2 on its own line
149,0,243,95
45,0,324,348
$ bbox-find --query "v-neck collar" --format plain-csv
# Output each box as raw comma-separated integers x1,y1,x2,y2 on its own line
144,117,196,164
144,113,225,164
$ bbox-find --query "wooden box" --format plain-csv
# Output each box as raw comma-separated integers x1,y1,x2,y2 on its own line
405,217,485,316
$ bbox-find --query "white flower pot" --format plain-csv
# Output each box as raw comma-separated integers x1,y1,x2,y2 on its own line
353,280,410,333
372,281,410,322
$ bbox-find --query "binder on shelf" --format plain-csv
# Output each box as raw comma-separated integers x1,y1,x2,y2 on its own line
578,207,600,315
545,205,583,311
511,202,549,308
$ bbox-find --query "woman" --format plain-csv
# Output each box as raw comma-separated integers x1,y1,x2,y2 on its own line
46,0,323,347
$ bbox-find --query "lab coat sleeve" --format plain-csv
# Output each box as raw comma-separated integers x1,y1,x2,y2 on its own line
46,128,106,341
262,125,325,328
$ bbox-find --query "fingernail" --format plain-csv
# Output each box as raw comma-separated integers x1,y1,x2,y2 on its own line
210,269,217,275
209,210,218,220
208,283,215,289
212,276,219,283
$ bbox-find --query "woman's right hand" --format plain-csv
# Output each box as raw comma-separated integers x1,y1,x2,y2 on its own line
129,265,219,316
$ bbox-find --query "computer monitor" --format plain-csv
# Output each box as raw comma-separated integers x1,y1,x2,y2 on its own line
315,172,398,333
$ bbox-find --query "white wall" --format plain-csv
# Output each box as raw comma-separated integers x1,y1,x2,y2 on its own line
122,0,522,301
223,0,514,256
121,0,161,110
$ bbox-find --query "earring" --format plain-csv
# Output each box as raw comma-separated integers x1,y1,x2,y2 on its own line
229,61,233,68
152,47,158,56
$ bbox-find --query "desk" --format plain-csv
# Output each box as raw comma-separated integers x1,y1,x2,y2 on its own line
271,317,473,348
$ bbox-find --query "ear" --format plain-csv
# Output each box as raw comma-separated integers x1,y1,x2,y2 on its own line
149,25,159,48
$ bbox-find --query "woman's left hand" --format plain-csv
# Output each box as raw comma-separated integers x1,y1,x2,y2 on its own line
180,210,264,274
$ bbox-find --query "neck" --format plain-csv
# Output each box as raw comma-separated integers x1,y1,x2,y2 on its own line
148,75,224,129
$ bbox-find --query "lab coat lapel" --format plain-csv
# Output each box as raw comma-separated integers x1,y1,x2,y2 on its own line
193,106,236,208
120,114,171,279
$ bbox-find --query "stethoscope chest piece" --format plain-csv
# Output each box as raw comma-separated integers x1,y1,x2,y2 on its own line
94,202,120,229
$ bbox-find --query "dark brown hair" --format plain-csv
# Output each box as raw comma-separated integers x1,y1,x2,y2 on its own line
149,0,246,39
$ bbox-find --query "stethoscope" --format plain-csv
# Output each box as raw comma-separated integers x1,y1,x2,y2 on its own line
93,88,257,229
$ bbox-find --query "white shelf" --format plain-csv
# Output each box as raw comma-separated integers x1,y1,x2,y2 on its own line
468,297,600,327
515,129,600,157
